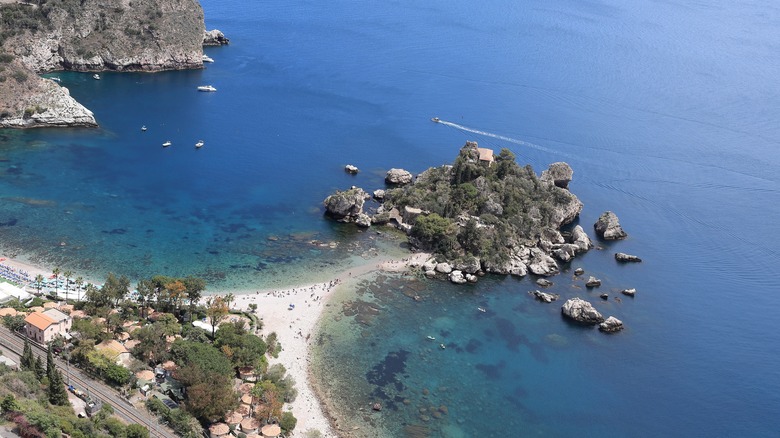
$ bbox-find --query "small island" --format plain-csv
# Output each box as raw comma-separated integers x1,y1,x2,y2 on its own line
325,141,594,281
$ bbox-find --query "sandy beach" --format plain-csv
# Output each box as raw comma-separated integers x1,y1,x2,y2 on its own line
228,252,431,436
3,249,431,436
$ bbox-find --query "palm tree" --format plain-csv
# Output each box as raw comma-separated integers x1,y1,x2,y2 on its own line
63,270,73,302
75,276,84,302
224,293,235,311
34,274,44,296
52,267,61,299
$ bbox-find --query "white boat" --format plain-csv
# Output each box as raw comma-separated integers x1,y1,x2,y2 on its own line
202,55,214,63
162,141,171,147
431,117,440,122
477,307,486,313
426,336,436,341
195,140,204,148
197,85,216,92
50,77,61,83
440,344,446,350
93,74,100,80
141,126,147,132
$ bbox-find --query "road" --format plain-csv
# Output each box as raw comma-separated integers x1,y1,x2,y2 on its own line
0,326,177,438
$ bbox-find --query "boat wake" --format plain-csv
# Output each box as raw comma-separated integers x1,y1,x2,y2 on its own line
434,119,576,159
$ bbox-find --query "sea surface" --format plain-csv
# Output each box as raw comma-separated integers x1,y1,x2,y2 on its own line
2,0,780,436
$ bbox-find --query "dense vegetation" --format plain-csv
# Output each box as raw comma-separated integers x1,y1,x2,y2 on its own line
382,142,578,266
2,270,300,437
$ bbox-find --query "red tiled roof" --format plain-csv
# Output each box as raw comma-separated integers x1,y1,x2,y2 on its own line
25,312,55,330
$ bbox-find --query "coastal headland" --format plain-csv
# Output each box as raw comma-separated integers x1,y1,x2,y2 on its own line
0,0,226,128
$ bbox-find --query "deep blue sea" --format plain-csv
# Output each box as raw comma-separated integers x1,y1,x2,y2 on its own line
2,0,780,436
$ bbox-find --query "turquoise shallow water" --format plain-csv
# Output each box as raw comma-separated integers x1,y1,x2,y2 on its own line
2,0,780,435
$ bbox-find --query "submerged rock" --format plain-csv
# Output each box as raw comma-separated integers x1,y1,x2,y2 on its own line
561,297,605,324
615,252,642,263
594,211,628,240
536,278,553,287
529,290,559,303
599,316,624,333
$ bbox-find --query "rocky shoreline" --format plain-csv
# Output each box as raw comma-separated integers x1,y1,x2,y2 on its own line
0,0,228,129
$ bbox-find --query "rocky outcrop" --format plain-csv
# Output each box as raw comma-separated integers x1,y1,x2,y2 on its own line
385,168,413,185
585,276,602,288
0,62,97,128
615,252,642,263
529,290,559,303
323,187,369,224
373,189,385,200
561,298,605,324
536,278,553,287
594,211,627,240
569,225,593,252
574,267,584,276
435,262,452,274
203,29,230,46
455,256,481,275
527,249,559,277
549,189,583,229
540,162,574,189
621,288,636,297
599,316,624,333
345,164,359,174
448,270,466,284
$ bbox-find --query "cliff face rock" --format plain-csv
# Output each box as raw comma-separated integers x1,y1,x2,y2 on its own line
540,162,574,189
5,0,205,73
323,187,369,224
0,62,96,128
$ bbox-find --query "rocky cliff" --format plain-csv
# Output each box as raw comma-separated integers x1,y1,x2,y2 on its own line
0,0,209,128
0,60,96,128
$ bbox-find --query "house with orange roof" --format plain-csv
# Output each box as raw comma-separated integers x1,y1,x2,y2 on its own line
24,309,72,344
96,340,130,366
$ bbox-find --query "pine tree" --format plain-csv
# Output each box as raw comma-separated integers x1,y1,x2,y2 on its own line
46,343,55,381
34,355,45,380
48,369,69,406
20,339,34,371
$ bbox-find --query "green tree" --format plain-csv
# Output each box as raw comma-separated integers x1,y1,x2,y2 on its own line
126,423,150,438
20,338,35,371
205,296,228,338
2,314,25,332
280,411,298,434
48,369,69,405
182,373,238,423
46,343,55,381
34,355,45,380
136,279,155,318
74,276,84,302
0,394,19,413
411,213,456,255
104,363,131,386
34,274,44,295
63,270,73,302
52,267,61,298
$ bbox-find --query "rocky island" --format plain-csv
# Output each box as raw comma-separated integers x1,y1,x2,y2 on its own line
0,0,225,128
324,141,594,281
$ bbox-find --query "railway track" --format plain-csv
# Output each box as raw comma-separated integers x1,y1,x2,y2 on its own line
0,327,177,438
